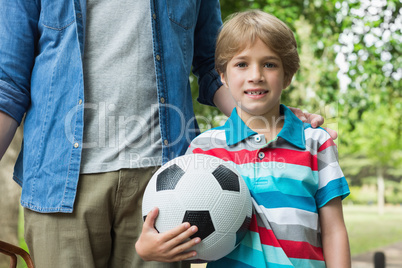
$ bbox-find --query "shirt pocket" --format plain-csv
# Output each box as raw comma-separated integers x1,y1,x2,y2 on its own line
166,0,197,30
40,1,76,31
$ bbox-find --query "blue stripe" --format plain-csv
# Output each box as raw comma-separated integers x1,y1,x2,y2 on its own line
255,191,318,213
208,245,295,268
261,245,295,266
240,230,264,251
240,231,294,266
265,263,296,268
236,162,318,183
289,258,326,268
226,243,267,267
316,177,350,207
241,175,318,198
207,256,256,268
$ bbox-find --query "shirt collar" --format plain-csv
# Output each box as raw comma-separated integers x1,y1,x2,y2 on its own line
224,104,306,150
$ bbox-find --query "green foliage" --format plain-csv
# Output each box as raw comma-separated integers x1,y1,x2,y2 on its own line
337,0,402,185
346,179,402,205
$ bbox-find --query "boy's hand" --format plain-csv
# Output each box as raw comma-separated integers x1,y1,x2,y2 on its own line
135,207,201,262
288,107,338,140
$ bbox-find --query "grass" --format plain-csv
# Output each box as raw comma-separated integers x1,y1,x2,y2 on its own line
343,204,402,256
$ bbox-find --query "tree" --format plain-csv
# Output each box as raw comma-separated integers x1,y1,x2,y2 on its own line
336,0,402,213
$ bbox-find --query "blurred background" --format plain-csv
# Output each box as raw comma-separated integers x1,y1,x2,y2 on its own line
1,0,401,267
191,0,402,266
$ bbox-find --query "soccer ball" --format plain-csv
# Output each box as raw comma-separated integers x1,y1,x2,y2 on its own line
142,154,252,262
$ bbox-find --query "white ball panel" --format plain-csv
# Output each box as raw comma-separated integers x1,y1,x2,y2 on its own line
154,193,186,233
189,232,236,261
211,192,245,232
176,173,222,210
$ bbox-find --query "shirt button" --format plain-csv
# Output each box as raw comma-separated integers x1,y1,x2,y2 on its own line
156,55,161,61
160,97,165,104
74,143,79,148
254,136,262,142
164,140,169,146
78,99,83,105
76,13,82,18
258,152,265,160
153,13,156,20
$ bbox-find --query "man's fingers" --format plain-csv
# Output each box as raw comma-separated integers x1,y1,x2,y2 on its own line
323,127,338,140
304,112,323,128
288,106,307,122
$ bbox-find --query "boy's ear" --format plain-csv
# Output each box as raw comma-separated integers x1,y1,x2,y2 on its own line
220,73,228,87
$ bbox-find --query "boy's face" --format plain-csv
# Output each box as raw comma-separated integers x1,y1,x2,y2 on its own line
221,38,290,119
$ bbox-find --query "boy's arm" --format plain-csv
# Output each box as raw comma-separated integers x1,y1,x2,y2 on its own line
319,197,351,268
135,207,201,262
0,111,19,161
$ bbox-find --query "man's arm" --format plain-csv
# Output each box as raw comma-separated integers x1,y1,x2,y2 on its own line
0,1,39,161
0,111,18,161
212,85,235,117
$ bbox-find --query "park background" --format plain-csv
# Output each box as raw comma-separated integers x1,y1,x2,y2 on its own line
0,0,401,267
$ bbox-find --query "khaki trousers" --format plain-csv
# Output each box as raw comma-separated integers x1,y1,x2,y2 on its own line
24,167,191,268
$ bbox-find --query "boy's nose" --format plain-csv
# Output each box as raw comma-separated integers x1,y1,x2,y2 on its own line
248,66,264,83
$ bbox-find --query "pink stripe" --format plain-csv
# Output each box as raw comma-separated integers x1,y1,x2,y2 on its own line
318,139,336,152
193,148,318,170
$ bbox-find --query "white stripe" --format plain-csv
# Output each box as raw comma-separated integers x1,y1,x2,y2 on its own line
199,129,225,140
304,127,330,144
318,164,344,189
258,205,319,230
193,129,226,148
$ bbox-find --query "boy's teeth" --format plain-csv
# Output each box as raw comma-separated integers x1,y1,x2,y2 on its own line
247,91,264,95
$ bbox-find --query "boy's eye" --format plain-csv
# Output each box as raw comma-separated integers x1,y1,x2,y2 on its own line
264,63,276,68
236,62,247,68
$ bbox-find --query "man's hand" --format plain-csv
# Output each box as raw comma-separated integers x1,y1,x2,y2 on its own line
135,207,201,262
288,107,338,140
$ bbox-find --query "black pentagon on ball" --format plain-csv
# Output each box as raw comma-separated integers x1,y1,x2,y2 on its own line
212,165,240,192
235,215,252,246
156,164,185,191
183,211,215,240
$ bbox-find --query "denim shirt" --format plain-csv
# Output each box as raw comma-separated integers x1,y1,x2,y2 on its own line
0,0,223,213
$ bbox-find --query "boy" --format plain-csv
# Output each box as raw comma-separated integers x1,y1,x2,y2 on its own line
186,10,351,267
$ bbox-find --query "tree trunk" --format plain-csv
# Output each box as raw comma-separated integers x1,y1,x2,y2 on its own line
0,125,23,266
377,166,385,215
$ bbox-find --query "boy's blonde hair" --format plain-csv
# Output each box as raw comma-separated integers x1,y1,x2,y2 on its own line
215,10,300,82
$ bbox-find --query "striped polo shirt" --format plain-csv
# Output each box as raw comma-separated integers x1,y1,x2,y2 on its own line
186,104,350,267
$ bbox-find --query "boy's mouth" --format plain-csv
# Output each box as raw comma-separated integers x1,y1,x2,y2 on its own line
244,90,268,95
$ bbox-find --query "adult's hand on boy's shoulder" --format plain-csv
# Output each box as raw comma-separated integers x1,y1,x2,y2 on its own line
135,207,201,262
288,106,338,140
